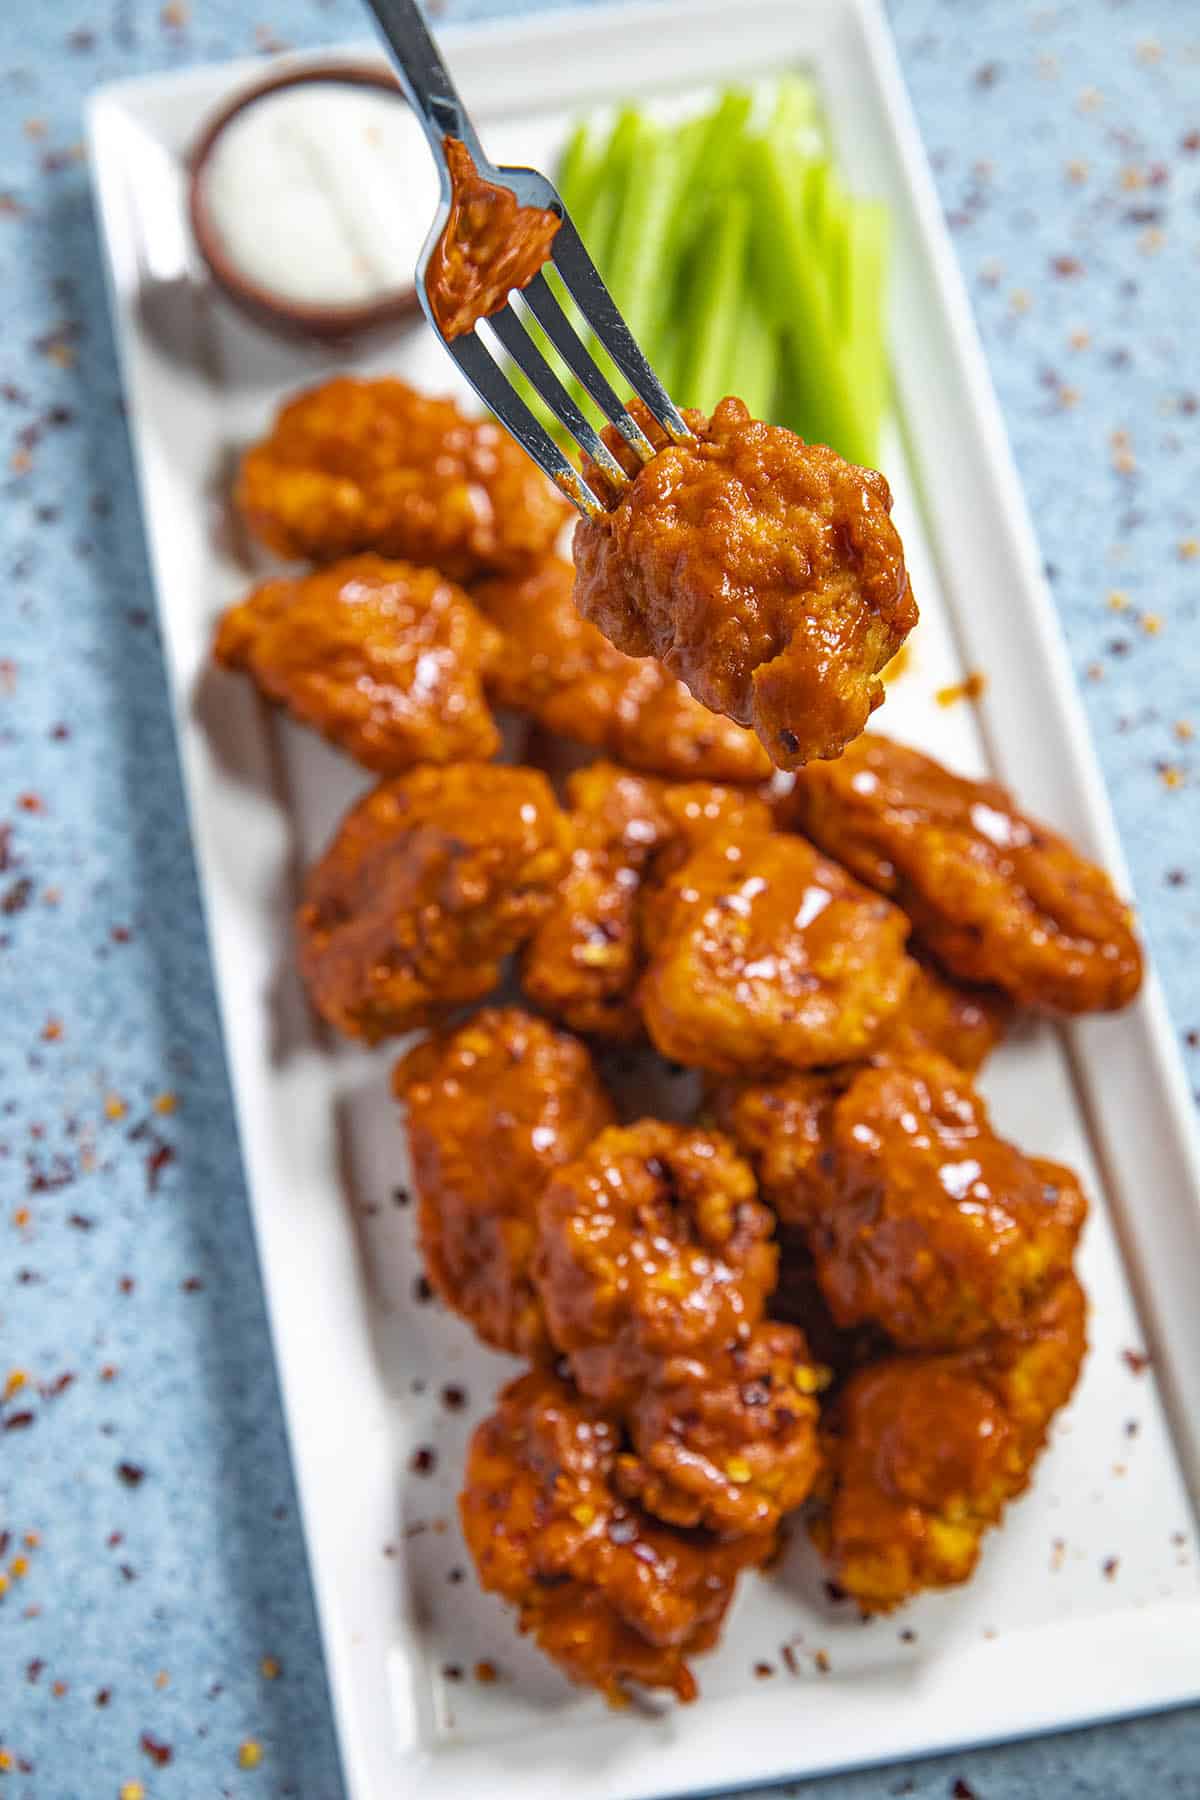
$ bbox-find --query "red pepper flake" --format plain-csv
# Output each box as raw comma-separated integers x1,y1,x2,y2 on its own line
1122,1348,1152,1374
409,1446,437,1477
813,1649,831,1674
145,1140,175,1192
753,1660,774,1679
140,1733,173,1767
474,1660,498,1684
118,1276,135,1295
4,1411,34,1431
68,1213,93,1230
40,1017,62,1042
1052,254,1084,277
180,1276,204,1292
49,722,69,741
953,1782,978,1799
16,793,42,813
1102,1555,1119,1579
51,1680,68,1697
95,1688,111,1707
106,1532,123,1548
119,1563,137,1582
1,877,33,915
116,1462,145,1488
0,1531,8,1556
25,1658,43,1682
42,1371,75,1399
781,1642,801,1675
111,925,131,943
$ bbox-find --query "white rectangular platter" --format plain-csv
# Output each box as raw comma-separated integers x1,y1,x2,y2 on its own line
87,2,1200,1796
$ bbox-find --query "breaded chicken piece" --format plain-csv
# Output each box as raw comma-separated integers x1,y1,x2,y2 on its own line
521,764,674,1041
460,1368,770,1704
573,398,916,770
639,831,916,1076
811,1272,1087,1611
875,954,1013,1074
615,1322,824,1539
236,376,569,577
522,765,774,1042
709,1069,847,1228
805,1056,1088,1350
213,554,502,773
471,556,772,781
297,764,568,1042
535,1121,777,1408
394,1009,615,1358
784,734,1143,1013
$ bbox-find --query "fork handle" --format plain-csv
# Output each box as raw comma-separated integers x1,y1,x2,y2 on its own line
362,0,486,184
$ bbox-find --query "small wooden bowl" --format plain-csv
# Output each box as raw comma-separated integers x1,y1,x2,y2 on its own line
188,61,425,343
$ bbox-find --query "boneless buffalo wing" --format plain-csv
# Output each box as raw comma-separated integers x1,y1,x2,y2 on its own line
459,1368,770,1704
811,1272,1087,1611
394,1009,615,1358
213,553,502,773
534,1121,777,1408
784,733,1143,1013
297,763,567,1041
572,398,917,770
721,1053,1086,1350
615,1321,824,1538
521,764,774,1041
471,555,773,781
237,376,570,577
639,830,916,1075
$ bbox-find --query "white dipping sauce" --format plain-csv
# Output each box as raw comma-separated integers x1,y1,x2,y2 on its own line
202,81,440,307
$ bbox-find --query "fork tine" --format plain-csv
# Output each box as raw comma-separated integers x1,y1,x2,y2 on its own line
485,303,629,491
550,219,692,445
520,273,656,463
447,331,606,521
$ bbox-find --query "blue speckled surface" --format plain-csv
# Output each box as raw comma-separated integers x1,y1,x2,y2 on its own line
2,1,1198,1795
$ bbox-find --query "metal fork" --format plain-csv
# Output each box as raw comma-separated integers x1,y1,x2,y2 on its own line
363,0,692,519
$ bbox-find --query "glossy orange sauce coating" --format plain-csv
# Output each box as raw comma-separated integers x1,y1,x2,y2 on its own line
425,138,560,339
534,1121,777,1408
236,375,569,577
812,1272,1087,1610
807,1054,1088,1349
521,764,774,1043
616,1321,824,1539
784,732,1143,1013
639,830,916,1075
472,556,772,782
213,553,502,773
296,763,568,1041
395,1009,615,1357
459,1368,770,1704
573,398,917,770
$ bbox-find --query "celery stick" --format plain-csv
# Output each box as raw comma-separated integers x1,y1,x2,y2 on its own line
604,117,683,357
676,193,750,413
556,120,601,221
731,291,780,423
768,73,824,151
841,198,891,462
